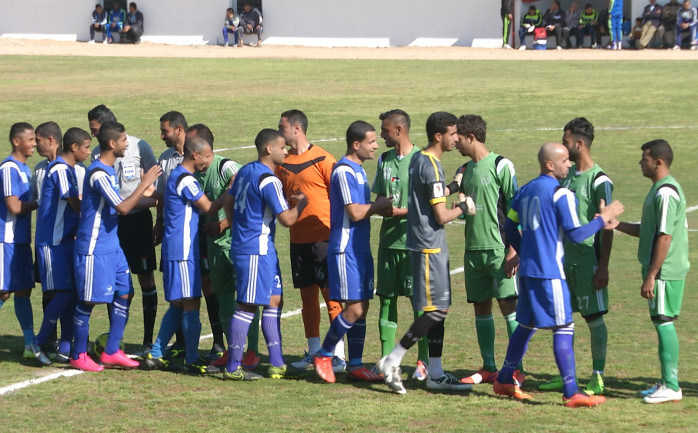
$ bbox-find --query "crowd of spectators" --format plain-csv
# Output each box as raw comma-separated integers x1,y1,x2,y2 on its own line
505,0,697,51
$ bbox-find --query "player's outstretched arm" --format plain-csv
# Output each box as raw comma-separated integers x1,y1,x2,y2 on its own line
344,196,392,222
115,165,161,215
277,193,308,227
5,196,38,215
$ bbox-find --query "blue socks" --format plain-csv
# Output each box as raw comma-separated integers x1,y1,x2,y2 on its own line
226,310,254,373
182,310,202,365
262,307,284,367
346,318,366,367
72,303,94,359
106,296,129,355
498,325,536,384
150,305,183,359
34,291,74,347
553,325,578,398
14,296,35,345
320,313,353,358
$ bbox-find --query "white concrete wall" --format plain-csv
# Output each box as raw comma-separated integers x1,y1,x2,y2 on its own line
0,0,644,47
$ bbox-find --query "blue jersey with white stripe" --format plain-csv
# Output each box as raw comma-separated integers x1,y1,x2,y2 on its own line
0,155,33,244
510,174,584,279
75,160,123,255
35,156,79,246
162,165,204,261
228,161,288,256
329,157,371,254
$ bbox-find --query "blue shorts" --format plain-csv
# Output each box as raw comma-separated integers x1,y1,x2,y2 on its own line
74,250,133,303
328,251,374,302
163,259,201,302
231,250,282,306
0,243,34,292
37,242,75,292
516,276,573,329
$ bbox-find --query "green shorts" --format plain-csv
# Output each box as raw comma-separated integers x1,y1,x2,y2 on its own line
564,262,608,318
207,244,236,296
463,249,518,304
643,268,685,321
376,247,413,298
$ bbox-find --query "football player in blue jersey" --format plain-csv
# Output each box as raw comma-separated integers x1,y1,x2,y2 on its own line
222,129,307,380
70,122,161,371
494,142,623,407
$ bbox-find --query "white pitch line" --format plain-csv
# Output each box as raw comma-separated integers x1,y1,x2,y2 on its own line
0,369,83,396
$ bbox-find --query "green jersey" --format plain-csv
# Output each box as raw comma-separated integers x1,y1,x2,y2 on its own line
371,146,419,250
194,154,240,250
561,164,613,262
638,175,690,280
457,152,518,251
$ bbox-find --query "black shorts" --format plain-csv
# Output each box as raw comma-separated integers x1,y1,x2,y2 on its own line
290,241,329,289
117,209,157,275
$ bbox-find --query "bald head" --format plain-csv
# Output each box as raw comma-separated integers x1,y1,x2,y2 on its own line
184,136,210,159
538,142,571,180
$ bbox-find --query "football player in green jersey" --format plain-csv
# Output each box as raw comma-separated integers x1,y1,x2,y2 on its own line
611,139,689,404
540,118,614,394
371,109,428,380
453,115,523,386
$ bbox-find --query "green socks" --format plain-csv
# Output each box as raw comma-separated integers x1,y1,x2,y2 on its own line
588,316,608,373
476,314,497,372
655,321,680,391
379,296,398,357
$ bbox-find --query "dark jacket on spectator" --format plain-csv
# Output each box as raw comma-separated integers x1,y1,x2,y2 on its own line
127,10,144,32
662,1,682,30
239,7,262,29
544,8,566,27
642,3,663,27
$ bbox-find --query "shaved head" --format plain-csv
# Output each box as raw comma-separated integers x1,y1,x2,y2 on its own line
539,142,571,180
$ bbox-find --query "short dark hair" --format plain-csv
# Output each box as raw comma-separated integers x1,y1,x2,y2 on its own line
552,0,560,6
184,136,209,159
62,127,91,153
129,2,137,9
97,121,125,151
564,117,594,146
96,4,103,9
379,109,411,132
585,3,593,8
346,121,374,150
529,5,537,11
187,124,215,149
227,7,234,13
35,121,63,146
9,122,34,143
160,111,188,131
255,128,283,154
425,112,458,142
87,104,118,125
641,139,673,167
456,114,487,143
281,109,308,134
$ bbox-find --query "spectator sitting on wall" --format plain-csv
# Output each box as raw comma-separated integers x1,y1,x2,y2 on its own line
107,1,126,44
628,17,644,46
563,2,581,48
662,0,682,47
544,0,566,50
121,2,144,44
673,0,698,49
596,6,611,48
519,5,543,49
237,2,263,47
89,4,107,44
637,0,664,49
222,8,240,47
577,3,599,48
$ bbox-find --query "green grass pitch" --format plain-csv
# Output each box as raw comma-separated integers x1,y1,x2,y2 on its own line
0,56,696,432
